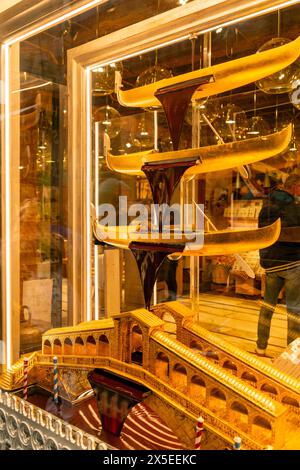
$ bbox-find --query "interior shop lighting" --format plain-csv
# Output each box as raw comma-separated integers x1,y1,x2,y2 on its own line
3,3,111,368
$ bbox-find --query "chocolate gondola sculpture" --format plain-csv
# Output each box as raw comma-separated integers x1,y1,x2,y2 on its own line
93,37,295,309
115,35,300,108
106,125,292,204
115,36,300,149
91,211,281,309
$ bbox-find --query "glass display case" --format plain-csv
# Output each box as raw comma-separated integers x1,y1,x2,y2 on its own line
87,3,300,361
2,0,300,452
1,0,300,365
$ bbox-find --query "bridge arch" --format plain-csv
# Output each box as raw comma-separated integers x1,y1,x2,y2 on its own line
190,340,203,353
53,338,62,355
222,360,238,376
230,401,249,429
86,336,97,355
241,371,257,388
252,415,272,441
155,352,170,380
74,336,84,355
190,375,206,402
260,383,278,398
171,363,187,392
63,337,73,355
281,395,300,410
98,334,110,356
130,324,143,365
209,388,227,415
205,349,219,364
43,339,52,355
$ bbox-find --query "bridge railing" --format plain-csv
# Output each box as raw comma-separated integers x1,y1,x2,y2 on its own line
13,352,38,383
182,319,300,394
0,352,38,390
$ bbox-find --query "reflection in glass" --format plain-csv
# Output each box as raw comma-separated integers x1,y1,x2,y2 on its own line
289,69,300,109
136,114,153,149
92,63,123,96
136,65,173,87
246,116,270,137
94,105,121,139
256,38,300,94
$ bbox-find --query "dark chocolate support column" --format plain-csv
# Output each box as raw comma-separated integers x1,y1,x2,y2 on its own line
154,74,214,150
129,242,185,310
142,159,196,207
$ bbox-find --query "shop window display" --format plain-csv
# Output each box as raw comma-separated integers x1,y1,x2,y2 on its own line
5,0,300,359
2,0,300,451
91,4,300,359
7,0,188,357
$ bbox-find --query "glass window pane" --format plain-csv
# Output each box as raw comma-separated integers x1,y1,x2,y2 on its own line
90,4,300,357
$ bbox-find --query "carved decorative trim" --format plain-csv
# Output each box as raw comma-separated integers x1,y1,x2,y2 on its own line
0,390,109,450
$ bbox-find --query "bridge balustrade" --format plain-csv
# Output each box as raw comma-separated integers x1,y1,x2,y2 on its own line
153,305,300,413
149,337,284,448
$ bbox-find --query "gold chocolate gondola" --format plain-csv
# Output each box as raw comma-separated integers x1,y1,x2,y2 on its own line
106,125,292,179
115,36,300,109
92,216,281,257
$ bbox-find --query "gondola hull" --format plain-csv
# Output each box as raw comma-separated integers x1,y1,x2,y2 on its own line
115,36,300,108
92,218,281,257
106,125,292,179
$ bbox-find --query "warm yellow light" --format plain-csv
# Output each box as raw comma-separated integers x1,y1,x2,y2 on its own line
12,81,52,94
5,1,109,46
94,121,100,321
86,70,92,322
3,44,12,368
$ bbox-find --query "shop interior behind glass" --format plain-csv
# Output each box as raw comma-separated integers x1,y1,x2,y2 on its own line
17,1,300,359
